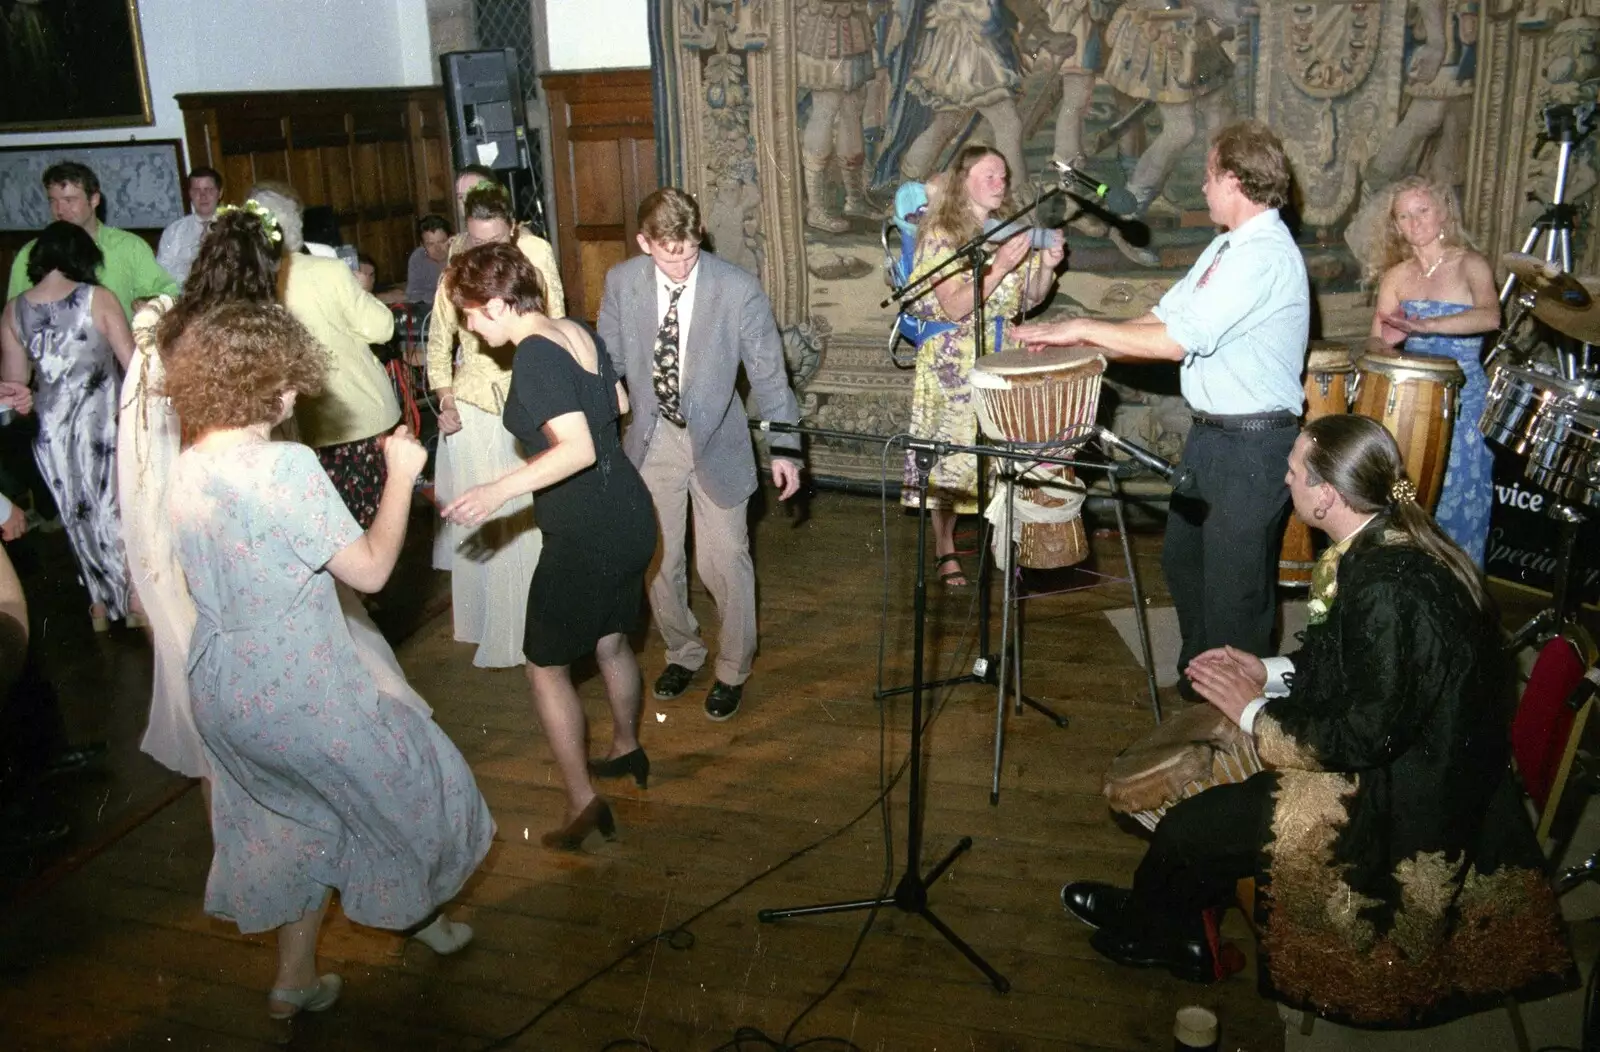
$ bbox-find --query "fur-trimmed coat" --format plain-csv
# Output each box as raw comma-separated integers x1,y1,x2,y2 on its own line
1250,528,1574,1027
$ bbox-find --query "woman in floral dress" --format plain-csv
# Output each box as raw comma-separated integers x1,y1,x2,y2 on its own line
901,145,1063,585
164,301,492,1020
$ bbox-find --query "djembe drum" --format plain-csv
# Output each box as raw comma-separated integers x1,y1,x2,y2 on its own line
1279,340,1358,586
1352,343,1464,511
1103,702,1264,831
970,347,1106,568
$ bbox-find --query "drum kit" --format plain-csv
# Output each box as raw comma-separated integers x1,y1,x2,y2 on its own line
1480,254,1600,645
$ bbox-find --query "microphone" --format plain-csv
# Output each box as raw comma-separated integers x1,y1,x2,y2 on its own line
1094,426,1198,497
1051,160,1138,216
982,216,1062,251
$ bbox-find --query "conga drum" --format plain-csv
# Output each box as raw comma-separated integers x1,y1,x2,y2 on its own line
1352,344,1464,511
970,347,1106,569
1279,341,1358,587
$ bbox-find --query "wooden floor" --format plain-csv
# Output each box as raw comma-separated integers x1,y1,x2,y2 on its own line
1,491,1295,1051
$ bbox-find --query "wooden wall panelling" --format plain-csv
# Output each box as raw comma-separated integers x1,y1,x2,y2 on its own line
542,69,658,321
178,88,452,288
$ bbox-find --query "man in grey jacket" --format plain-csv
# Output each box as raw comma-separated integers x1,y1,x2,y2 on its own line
599,188,802,721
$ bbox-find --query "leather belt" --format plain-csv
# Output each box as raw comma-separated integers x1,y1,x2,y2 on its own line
1190,410,1298,433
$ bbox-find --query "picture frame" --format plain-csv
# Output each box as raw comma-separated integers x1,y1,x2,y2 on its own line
0,140,184,232
0,0,155,132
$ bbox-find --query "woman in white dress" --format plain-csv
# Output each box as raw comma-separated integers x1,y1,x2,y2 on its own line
425,182,561,668
119,203,429,780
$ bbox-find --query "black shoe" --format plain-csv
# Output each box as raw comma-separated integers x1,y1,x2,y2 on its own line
1089,925,1217,984
588,748,650,789
705,680,743,722
1060,881,1131,930
41,742,108,777
653,663,697,700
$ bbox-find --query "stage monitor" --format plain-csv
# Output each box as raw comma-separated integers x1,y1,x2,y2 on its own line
440,49,530,172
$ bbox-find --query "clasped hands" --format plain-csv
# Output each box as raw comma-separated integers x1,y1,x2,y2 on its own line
1185,645,1268,726
1375,310,1430,344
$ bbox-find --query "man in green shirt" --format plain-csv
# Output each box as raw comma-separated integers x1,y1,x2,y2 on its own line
6,161,180,318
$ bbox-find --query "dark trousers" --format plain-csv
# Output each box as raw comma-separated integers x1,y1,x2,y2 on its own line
1161,419,1296,674
1122,773,1277,936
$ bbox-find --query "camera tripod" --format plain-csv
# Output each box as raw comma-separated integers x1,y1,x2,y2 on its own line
1499,102,1594,307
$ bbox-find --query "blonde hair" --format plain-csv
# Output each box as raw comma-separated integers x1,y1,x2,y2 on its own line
246,181,306,253
1364,176,1475,287
918,145,1014,253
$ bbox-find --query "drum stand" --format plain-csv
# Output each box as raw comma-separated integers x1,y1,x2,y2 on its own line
988,451,1162,804
1507,500,1589,652
874,190,1068,705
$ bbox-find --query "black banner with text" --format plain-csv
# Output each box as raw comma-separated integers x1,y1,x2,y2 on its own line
1485,446,1600,605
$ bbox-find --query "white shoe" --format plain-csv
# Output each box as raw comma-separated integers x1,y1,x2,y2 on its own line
412,914,474,955
268,974,342,1020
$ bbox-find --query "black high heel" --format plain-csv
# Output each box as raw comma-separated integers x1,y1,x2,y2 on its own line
587,748,650,789
540,796,616,850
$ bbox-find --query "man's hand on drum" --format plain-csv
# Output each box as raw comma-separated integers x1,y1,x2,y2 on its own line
1014,317,1089,352
1186,645,1267,726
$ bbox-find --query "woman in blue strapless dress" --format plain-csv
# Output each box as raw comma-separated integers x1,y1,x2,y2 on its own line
1367,177,1501,564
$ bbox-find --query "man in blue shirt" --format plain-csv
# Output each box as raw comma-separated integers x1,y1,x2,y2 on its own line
1016,119,1309,695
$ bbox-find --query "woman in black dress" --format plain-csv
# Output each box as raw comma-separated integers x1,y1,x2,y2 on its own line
441,244,656,849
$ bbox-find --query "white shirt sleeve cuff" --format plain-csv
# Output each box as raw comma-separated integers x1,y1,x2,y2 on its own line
1239,698,1269,736
1262,655,1295,698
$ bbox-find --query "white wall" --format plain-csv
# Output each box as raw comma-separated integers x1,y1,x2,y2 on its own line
0,0,435,157
544,0,650,71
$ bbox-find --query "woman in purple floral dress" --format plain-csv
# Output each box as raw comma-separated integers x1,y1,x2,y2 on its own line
164,302,494,1021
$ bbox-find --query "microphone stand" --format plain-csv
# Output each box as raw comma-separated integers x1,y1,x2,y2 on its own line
751,420,1169,990
876,185,1069,703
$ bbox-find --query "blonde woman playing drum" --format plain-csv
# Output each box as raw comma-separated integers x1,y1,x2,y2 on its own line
1367,176,1499,565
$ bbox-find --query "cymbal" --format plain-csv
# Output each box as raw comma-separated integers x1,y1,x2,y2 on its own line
1503,253,1600,344
1534,277,1600,344
1503,252,1592,304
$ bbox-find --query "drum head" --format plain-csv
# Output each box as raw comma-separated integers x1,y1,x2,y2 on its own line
1305,340,1357,373
972,346,1106,387
1357,346,1466,381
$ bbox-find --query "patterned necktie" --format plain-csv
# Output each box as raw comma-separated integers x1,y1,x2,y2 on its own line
653,283,687,426
1195,240,1230,289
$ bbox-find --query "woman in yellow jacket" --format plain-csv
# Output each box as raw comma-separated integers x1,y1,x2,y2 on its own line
250,184,399,528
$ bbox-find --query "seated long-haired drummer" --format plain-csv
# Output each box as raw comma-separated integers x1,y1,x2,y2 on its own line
1061,415,1573,1025
1015,120,1308,699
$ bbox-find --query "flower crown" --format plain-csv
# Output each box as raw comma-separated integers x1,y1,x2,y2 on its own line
214,199,283,244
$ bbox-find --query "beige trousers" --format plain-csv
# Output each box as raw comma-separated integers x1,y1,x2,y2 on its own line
639,423,757,686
